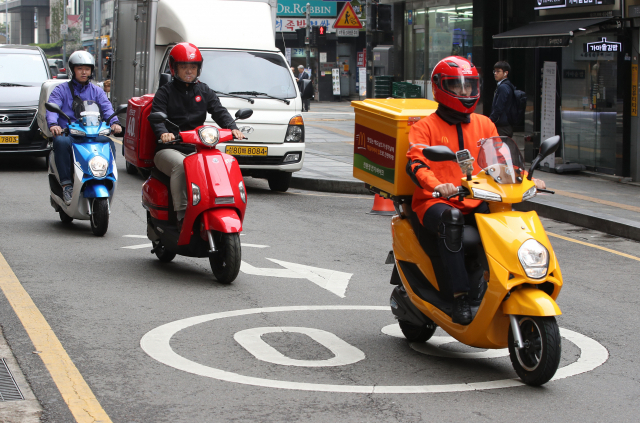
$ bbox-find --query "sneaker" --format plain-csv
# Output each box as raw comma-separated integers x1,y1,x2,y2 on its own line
452,295,472,325
62,185,73,205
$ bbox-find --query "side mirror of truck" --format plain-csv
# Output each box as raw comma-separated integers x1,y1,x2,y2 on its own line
235,109,253,120
44,102,71,124
158,73,171,89
105,104,128,124
301,79,314,101
148,112,168,124
423,145,456,162
528,135,561,180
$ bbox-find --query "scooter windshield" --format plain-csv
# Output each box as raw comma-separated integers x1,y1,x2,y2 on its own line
476,136,525,184
79,101,102,127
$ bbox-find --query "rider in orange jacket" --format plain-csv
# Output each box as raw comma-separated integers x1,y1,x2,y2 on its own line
406,56,545,325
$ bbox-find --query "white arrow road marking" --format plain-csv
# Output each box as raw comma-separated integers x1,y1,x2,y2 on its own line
240,259,352,298
241,244,269,248
123,235,148,238
121,235,267,249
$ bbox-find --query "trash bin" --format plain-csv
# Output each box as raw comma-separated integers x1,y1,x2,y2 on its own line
351,98,438,196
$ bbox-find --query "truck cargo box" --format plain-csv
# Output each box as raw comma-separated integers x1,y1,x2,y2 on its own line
351,99,438,197
123,94,156,169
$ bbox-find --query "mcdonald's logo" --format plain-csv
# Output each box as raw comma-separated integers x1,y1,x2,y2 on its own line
441,136,449,144
356,131,367,150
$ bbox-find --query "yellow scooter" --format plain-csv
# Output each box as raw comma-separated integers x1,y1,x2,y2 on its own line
388,135,562,386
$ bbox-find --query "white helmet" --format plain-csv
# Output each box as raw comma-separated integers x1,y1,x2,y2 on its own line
67,51,95,80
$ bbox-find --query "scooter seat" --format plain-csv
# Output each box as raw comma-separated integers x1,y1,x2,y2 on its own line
463,226,481,250
150,168,170,187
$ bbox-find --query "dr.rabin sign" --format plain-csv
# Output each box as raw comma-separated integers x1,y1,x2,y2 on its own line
584,38,622,53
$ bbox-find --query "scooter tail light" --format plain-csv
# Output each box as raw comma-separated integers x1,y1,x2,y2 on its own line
192,183,201,206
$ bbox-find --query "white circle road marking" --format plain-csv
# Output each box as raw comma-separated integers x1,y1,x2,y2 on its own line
234,327,365,367
381,324,510,359
140,305,609,393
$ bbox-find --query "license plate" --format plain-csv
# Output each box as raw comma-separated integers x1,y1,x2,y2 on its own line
0,135,19,144
226,146,268,156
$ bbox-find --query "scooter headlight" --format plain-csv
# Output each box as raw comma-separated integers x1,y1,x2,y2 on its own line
88,156,108,177
471,188,502,202
239,181,246,204
69,128,87,136
518,239,549,279
198,127,219,147
522,186,537,201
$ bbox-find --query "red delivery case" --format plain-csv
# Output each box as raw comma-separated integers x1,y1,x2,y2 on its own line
124,94,156,169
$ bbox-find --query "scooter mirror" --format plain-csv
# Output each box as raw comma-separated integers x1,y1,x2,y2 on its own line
423,145,456,162
105,104,128,125
528,135,561,180
45,102,71,124
148,112,168,124
235,109,253,120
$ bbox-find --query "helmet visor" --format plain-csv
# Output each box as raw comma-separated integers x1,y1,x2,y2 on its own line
440,76,479,98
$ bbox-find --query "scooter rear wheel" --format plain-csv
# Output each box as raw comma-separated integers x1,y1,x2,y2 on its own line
209,232,241,284
398,320,437,343
125,161,137,175
90,198,109,237
508,315,561,386
59,210,73,223
152,240,176,263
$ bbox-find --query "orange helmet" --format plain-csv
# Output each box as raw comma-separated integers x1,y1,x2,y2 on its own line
168,42,203,82
431,56,480,114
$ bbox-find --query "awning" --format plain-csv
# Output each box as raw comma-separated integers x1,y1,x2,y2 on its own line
493,18,611,49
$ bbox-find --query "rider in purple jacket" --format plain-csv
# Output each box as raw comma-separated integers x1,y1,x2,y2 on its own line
45,51,122,204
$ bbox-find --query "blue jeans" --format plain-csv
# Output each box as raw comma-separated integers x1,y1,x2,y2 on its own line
53,135,115,186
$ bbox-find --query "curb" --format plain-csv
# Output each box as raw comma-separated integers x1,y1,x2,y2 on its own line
514,199,640,242
290,176,372,195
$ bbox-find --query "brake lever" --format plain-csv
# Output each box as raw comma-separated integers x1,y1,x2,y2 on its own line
537,188,555,194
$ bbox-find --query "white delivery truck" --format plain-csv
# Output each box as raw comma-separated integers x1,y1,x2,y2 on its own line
111,0,311,191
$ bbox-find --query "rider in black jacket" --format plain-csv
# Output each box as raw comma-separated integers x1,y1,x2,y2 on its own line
150,42,244,228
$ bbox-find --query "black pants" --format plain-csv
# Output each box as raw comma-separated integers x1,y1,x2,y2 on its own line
421,202,488,295
497,125,513,138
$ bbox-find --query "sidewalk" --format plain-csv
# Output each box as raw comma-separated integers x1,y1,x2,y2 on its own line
293,104,640,241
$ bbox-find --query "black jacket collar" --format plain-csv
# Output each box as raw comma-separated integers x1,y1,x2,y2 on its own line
435,104,471,126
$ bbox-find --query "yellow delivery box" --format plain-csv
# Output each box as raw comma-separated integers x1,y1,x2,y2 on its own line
352,98,438,196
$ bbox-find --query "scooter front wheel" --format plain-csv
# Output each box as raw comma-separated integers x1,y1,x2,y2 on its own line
209,232,241,284
508,315,561,386
90,198,109,236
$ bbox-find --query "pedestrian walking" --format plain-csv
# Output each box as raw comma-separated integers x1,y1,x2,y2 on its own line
297,65,311,112
489,61,514,138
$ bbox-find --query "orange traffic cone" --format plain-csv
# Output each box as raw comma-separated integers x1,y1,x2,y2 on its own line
368,194,396,216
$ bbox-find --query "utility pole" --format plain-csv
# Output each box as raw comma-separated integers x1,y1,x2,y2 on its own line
94,0,102,81
4,0,10,44
365,0,373,98
305,3,310,69
62,0,67,65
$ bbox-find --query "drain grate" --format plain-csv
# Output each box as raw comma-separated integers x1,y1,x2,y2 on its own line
0,358,24,401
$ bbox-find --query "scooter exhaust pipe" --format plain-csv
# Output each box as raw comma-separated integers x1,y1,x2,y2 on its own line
509,315,525,349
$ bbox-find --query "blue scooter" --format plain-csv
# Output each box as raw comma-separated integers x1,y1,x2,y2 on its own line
45,101,126,236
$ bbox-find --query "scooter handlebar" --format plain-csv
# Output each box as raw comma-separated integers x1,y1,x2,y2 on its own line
432,186,468,200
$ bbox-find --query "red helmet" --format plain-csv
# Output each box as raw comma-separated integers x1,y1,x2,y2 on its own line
431,56,480,114
169,42,203,82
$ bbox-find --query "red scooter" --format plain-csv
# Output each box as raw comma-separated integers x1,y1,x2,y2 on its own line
143,109,252,284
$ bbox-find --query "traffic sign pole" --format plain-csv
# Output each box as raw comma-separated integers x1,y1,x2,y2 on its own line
305,3,310,69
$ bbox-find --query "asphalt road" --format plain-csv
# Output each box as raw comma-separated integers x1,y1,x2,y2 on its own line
0,152,639,422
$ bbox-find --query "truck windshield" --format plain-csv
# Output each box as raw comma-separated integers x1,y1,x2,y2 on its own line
199,50,297,99
0,53,49,86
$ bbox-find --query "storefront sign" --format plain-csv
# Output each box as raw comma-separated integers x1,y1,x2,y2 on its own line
291,48,316,58
541,62,557,169
359,67,367,97
354,123,396,184
632,64,638,117
276,18,336,32
277,1,336,17
83,1,93,34
630,5,640,18
535,0,615,10
564,69,586,79
337,28,359,37
357,51,366,67
332,69,341,95
584,38,621,53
